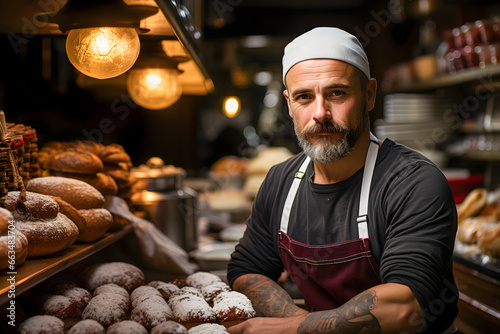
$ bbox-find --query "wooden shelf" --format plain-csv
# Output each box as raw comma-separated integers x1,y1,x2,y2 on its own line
386,63,500,93
0,225,133,306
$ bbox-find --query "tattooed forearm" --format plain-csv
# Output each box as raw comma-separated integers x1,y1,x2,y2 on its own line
233,274,305,317
297,290,381,334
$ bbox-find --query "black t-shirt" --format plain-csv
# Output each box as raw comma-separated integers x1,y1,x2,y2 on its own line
227,138,458,333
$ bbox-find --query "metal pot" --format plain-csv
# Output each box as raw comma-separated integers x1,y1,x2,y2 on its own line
131,159,198,251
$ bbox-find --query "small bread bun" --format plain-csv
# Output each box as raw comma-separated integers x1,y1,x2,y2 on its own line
18,315,65,334
107,320,148,334
35,283,92,319
0,228,28,270
76,208,113,243
4,191,59,220
26,176,105,209
47,195,86,232
81,262,145,292
457,188,488,222
16,213,79,257
48,171,119,197
48,150,103,174
0,207,10,234
67,319,105,334
151,320,187,334
187,323,228,333
98,144,132,165
477,224,500,257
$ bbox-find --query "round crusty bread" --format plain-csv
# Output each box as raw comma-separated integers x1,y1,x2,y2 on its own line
48,171,119,197
0,207,12,235
0,229,28,270
77,208,114,243
26,177,105,210
457,188,488,222
98,144,132,165
4,191,59,220
47,195,86,232
48,150,103,174
16,213,79,257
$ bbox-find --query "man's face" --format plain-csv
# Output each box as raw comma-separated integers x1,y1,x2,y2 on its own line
283,59,374,164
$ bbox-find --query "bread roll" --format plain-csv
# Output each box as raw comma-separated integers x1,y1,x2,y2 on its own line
457,188,488,222
47,150,103,174
15,213,79,257
47,195,86,232
77,208,114,243
4,191,59,220
48,171,119,197
477,224,500,257
98,144,132,165
0,207,28,270
26,176,105,209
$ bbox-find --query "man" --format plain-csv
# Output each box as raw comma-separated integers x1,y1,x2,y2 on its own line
227,27,458,334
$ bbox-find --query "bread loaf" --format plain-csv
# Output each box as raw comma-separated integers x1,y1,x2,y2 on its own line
26,176,105,210
5,191,79,257
47,195,86,232
15,213,79,257
0,207,28,270
457,188,488,222
77,208,113,243
48,172,118,197
47,150,103,174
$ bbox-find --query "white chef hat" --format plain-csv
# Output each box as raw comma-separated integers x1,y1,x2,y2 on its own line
282,27,370,85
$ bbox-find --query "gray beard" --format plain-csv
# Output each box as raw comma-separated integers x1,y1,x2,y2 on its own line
294,109,368,164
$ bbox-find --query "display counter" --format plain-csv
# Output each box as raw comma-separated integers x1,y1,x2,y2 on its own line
453,253,500,334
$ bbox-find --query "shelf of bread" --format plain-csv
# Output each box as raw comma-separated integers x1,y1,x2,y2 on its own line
0,224,132,306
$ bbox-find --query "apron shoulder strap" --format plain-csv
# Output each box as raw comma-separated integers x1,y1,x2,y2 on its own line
280,156,310,233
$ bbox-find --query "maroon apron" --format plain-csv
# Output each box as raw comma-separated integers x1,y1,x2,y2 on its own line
278,133,382,311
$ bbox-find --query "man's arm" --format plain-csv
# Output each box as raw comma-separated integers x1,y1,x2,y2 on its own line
229,274,425,334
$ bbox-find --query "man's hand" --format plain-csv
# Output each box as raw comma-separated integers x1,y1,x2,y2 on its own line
228,316,305,334
232,273,308,317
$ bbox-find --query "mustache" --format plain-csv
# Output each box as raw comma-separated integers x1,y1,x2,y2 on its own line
301,122,348,136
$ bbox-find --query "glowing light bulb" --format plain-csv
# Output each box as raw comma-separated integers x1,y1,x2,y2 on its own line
66,27,140,79
127,68,182,110
223,96,240,118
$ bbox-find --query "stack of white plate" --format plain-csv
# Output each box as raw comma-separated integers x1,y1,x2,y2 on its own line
374,94,457,167
375,93,456,148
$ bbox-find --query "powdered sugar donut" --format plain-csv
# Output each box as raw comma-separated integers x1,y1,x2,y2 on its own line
107,320,148,334
68,319,105,334
212,291,255,327
168,295,216,328
131,286,163,305
36,283,92,319
151,282,180,300
186,272,221,289
151,320,188,334
170,287,203,300
200,282,231,305
148,280,169,288
18,315,65,334
130,300,174,329
92,283,130,311
187,323,228,333
81,293,127,327
82,262,145,292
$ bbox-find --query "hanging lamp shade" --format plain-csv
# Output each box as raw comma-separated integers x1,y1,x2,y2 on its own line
127,41,188,110
36,0,158,79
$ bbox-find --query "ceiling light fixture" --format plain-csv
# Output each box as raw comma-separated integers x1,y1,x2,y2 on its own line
127,41,188,110
36,0,158,79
